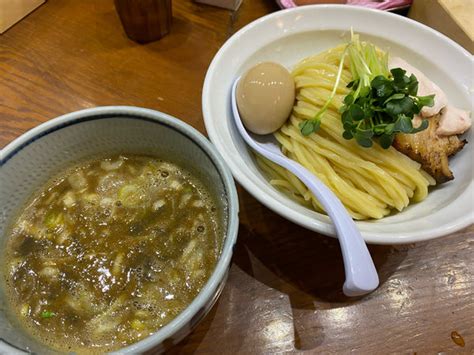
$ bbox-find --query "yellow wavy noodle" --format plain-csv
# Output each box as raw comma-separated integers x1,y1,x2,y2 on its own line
259,45,435,220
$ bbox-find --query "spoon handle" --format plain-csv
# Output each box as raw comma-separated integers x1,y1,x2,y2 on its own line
282,159,379,296
230,77,378,296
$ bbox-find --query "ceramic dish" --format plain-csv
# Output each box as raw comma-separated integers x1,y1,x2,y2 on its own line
276,0,412,11
202,5,473,245
0,106,239,354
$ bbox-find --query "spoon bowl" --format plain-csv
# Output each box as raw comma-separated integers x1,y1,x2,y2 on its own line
231,77,379,297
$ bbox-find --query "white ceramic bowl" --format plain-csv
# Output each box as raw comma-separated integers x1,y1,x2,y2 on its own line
0,106,239,354
202,5,473,244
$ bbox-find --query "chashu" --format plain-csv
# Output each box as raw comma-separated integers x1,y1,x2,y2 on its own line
393,114,466,184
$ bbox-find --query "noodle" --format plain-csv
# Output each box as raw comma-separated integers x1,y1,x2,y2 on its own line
259,45,435,220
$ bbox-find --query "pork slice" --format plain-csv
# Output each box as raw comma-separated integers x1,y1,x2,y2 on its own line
393,114,466,184
437,105,472,136
388,57,448,117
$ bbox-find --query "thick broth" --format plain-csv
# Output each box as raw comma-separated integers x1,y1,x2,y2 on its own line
4,155,224,353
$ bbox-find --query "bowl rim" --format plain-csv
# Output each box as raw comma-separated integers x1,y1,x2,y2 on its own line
0,106,240,353
202,4,474,245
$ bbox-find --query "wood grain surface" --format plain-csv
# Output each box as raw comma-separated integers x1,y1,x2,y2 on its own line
1,0,473,353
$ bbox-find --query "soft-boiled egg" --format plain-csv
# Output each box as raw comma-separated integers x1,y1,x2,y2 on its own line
236,62,295,134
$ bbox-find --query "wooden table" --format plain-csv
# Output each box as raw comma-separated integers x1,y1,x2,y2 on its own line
1,1,472,353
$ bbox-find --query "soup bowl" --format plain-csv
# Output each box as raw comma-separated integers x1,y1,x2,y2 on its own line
0,106,239,354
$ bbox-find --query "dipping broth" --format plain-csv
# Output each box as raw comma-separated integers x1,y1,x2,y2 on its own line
3,155,224,353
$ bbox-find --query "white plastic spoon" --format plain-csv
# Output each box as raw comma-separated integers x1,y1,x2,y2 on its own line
231,78,379,297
